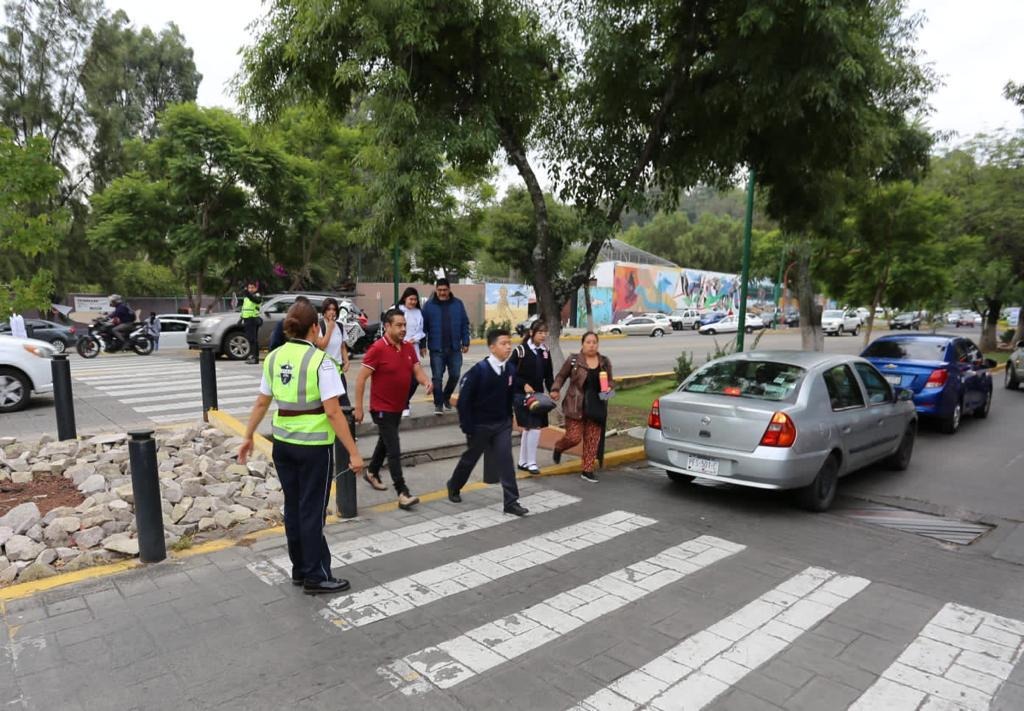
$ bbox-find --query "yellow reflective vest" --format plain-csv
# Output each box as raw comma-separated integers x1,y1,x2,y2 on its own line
264,341,334,446
241,295,260,319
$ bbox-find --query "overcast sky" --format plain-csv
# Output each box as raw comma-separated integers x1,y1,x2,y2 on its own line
109,0,1024,144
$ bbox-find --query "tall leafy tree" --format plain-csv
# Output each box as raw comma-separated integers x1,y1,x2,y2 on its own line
81,10,202,190
242,0,933,359
0,127,67,312
89,104,294,312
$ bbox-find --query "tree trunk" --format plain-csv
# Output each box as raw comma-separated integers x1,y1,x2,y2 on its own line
1013,310,1024,349
796,252,823,351
980,299,1002,352
498,124,565,370
863,266,890,348
584,280,595,332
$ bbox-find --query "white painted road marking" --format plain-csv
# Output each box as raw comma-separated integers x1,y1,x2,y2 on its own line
248,490,581,585
321,511,657,630
381,535,745,694
569,567,870,711
850,602,1024,710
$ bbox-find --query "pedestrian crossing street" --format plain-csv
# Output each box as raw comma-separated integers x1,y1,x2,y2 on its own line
69,353,266,424
246,486,1024,710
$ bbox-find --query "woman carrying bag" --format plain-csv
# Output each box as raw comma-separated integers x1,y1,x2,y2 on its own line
509,320,555,475
550,331,615,483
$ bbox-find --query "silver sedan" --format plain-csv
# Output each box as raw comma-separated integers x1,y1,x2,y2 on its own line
644,351,917,511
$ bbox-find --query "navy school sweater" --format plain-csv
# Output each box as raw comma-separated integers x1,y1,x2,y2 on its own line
456,359,516,434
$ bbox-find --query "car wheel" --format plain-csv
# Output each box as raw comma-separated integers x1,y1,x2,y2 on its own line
0,367,32,413
1005,364,1020,391
939,400,962,434
610,329,621,335
224,331,251,360
49,338,66,354
885,424,916,471
706,329,716,335
667,471,694,484
652,328,664,338
851,325,859,336
798,454,839,512
744,326,753,334
976,388,992,419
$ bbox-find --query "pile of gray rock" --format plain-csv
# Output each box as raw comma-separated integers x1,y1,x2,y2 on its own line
0,426,280,585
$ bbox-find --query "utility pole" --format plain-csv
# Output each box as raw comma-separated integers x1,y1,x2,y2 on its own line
736,169,756,351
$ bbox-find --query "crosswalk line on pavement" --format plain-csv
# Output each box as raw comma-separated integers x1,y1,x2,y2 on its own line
569,566,870,711
380,535,745,695
850,602,1024,710
119,387,257,404
90,376,258,394
320,510,658,630
246,489,582,586
73,366,205,383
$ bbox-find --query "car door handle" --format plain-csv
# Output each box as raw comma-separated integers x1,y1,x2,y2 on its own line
841,427,852,435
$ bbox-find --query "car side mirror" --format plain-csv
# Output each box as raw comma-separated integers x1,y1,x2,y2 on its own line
896,388,914,402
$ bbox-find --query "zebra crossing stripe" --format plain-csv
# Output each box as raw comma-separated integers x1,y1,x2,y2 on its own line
133,395,258,412
74,366,202,382
94,375,257,392
850,602,1024,710
246,490,581,585
320,511,657,630
570,567,870,711
119,387,256,404
381,535,745,695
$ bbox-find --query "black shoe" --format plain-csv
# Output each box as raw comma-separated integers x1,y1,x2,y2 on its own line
552,449,562,464
291,577,303,586
447,485,462,503
443,401,453,411
581,471,598,483
434,405,444,416
504,503,529,516
517,463,531,473
303,578,351,595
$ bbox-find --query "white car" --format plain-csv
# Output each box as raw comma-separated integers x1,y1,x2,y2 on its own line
0,336,56,412
670,309,703,330
599,316,670,337
698,314,764,335
821,310,861,336
154,314,194,350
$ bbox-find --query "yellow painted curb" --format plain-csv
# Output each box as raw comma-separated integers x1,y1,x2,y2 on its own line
531,445,647,478
207,408,272,459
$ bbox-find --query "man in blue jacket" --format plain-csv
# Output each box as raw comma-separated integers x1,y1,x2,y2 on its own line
421,278,471,414
446,329,527,516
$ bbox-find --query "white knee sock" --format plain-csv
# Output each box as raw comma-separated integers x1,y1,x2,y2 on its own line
526,429,542,468
519,432,530,466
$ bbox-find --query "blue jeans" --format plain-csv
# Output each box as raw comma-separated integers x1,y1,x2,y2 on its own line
429,349,463,406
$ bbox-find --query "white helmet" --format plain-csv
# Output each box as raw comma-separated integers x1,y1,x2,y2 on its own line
109,294,123,305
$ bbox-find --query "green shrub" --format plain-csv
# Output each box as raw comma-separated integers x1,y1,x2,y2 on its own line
1000,329,1016,345
674,351,695,384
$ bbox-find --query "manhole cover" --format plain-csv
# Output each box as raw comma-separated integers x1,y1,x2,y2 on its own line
836,501,992,546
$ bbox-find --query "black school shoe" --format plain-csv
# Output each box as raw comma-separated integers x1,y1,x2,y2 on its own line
303,578,351,595
581,471,598,483
504,503,529,516
552,449,562,464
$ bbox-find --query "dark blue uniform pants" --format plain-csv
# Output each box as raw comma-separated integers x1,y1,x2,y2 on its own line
272,440,334,583
448,421,520,508
243,317,260,361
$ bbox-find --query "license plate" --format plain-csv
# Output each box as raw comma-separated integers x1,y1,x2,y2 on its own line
686,454,719,476
884,375,901,385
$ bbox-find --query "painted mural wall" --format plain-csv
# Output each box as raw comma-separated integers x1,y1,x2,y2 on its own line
575,287,614,327
484,283,534,325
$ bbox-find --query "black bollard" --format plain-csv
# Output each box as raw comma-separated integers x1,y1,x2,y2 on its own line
199,345,218,421
334,411,358,519
127,430,166,563
51,353,77,441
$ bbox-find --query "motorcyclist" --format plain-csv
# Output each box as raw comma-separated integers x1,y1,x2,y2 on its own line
108,294,136,348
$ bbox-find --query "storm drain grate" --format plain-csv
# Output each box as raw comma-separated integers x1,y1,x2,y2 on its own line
836,501,992,546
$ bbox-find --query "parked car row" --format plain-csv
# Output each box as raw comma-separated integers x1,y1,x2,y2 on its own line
0,319,78,353
644,331,999,513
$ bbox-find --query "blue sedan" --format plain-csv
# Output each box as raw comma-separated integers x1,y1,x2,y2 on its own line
698,311,727,327
861,334,995,434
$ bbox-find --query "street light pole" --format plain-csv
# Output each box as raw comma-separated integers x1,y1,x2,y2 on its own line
736,169,756,352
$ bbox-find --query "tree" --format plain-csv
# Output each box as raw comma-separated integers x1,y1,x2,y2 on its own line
81,10,202,190
825,181,954,345
89,104,294,312
241,0,933,359
0,127,66,312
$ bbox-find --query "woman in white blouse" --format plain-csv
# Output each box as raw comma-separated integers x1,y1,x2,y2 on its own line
398,287,425,417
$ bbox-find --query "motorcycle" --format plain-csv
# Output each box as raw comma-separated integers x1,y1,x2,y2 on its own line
76,318,155,358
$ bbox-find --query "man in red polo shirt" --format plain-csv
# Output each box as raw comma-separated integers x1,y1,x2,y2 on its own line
353,309,433,509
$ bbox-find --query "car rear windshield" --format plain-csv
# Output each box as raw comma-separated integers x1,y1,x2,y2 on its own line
862,339,948,361
823,310,844,318
682,360,805,401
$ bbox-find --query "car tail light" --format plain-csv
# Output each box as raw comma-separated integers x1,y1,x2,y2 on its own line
648,399,662,430
760,412,797,447
924,369,948,389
